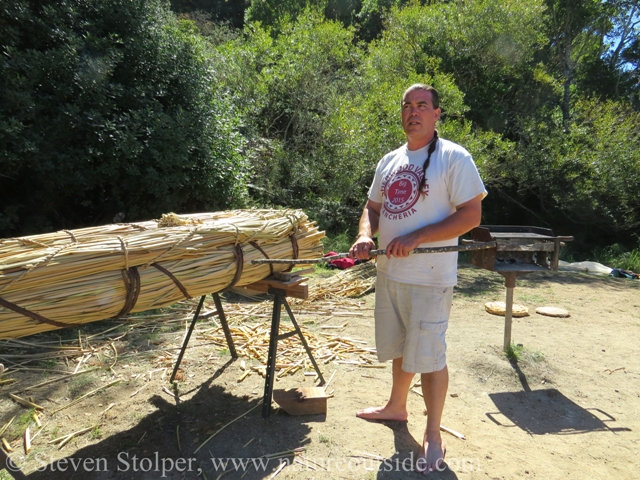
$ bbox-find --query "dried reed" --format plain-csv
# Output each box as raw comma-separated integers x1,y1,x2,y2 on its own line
0,209,324,339
304,262,377,301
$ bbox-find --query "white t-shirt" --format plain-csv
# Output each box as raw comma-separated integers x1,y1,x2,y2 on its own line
368,138,486,287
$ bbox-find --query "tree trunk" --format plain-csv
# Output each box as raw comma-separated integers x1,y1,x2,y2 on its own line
562,26,573,132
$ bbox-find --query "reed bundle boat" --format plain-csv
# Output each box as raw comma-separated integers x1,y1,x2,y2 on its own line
0,209,324,339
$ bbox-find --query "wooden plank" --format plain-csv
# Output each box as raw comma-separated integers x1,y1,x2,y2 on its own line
247,280,309,299
493,263,547,272
272,268,315,281
263,276,308,287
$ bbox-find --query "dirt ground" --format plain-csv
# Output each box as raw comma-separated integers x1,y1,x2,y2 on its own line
1,265,639,480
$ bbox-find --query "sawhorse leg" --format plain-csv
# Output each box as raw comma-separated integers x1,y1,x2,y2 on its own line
262,288,325,418
170,293,237,383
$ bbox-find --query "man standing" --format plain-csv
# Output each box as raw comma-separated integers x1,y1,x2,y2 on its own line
350,84,486,473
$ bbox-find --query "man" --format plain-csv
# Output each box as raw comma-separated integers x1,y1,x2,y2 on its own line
350,84,486,473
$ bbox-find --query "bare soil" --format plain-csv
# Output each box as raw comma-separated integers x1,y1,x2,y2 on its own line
1,265,639,480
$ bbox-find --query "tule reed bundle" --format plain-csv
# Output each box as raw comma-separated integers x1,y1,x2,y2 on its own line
0,209,324,339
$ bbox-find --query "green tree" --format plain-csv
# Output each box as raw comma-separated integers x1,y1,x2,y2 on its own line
504,98,640,244
604,0,640,101
210,9,366,231
245,0,407,41
245,0,319,32
318,2,519,231
0,0,248,237
605,0,639,74
367,1,549,135
622,37,640,105
207,0,640,247
543,0,611,130
170,0,248,29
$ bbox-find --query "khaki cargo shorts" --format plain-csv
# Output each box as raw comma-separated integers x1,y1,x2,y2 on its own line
374,274,453,374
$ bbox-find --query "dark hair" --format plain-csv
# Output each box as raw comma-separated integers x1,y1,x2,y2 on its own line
402,84,440,109
420,130,438,194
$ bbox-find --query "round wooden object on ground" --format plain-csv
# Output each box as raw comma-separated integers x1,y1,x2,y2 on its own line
535,306,570,318
484,301,529,317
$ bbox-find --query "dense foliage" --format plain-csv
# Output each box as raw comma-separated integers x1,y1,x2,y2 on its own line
0,0,247,235
1,0,639,254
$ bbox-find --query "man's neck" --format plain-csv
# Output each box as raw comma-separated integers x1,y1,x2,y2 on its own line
406,132,436,151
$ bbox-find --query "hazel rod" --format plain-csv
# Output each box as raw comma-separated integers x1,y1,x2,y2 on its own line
250,241,497,265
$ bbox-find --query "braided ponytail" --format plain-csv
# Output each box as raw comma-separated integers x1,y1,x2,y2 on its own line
419,130,438,195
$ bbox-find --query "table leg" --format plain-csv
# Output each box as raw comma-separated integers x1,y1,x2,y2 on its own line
501,272,517,352
503,286,514,351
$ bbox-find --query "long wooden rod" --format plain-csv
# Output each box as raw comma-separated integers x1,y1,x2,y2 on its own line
251,241,497,265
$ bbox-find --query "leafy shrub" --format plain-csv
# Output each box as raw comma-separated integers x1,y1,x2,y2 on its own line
502,98,640,246
0,0,248,237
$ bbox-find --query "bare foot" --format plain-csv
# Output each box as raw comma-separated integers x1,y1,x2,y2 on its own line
416,432,446,474
355,405,408,421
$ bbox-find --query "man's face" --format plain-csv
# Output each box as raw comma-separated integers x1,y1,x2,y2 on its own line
401,89,440,146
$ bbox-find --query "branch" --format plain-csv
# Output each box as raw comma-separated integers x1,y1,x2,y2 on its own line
609,5,637,69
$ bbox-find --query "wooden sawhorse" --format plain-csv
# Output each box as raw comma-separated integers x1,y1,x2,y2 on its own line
170,277,325,418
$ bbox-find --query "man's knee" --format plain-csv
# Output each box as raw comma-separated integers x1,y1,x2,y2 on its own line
420,365,448,381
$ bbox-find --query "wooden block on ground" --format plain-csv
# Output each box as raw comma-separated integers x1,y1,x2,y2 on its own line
273,387,327,415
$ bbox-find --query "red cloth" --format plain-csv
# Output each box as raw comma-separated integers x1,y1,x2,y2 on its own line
329,257,356,269
323,251,356,269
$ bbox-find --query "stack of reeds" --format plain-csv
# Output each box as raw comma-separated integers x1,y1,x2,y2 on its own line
0,209,324,339
306,262,377,301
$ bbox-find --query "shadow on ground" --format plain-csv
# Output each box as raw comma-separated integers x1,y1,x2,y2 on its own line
487,388,631,435
486,359,632,436
25,360,318,480
338,419,461,480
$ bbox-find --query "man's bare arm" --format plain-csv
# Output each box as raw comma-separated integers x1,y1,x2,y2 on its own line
350,199,382,259
384,193,483,258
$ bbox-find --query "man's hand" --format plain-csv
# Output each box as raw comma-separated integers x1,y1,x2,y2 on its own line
350,235,376,260
351,200,381,260
384,232,421,258
381,194,483,259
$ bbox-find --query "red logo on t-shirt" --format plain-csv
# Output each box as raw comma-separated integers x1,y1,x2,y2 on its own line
381,166,427,217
